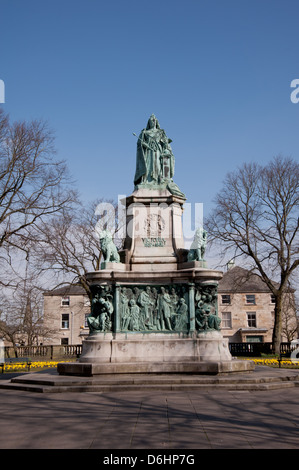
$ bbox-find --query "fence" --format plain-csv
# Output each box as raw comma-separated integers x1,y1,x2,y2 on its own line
4,342,298,360
4,344,82,360
229,342,297,357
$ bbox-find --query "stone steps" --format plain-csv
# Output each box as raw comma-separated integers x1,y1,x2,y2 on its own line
1,382,298,393
1,369,299,393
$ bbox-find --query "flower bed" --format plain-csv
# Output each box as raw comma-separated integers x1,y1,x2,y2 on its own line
2,360,75,372
2,358,299,372
244,357,299,368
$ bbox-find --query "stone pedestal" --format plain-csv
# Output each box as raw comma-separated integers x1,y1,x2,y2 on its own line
57,331,254,376
120,188,186,270
79,331,232,364
58,187,254,377
58,115,254,378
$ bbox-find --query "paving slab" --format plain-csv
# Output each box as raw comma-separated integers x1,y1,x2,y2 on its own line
1,366,299,450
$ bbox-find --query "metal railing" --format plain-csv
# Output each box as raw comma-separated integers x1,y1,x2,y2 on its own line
4,342,297,360
4,344,83,360
229,342,297,357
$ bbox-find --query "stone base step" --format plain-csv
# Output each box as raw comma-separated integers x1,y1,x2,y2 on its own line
57,359,255,376
1,369,299,393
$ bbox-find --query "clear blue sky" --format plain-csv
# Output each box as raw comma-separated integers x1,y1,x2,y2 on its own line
1,0,299,220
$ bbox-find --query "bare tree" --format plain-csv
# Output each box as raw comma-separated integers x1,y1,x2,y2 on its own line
206,156,299,354
0,107,78,347
0,297,21,356
31,198,124,299
0,107,77,279
281,280,299,342
0,258,60,353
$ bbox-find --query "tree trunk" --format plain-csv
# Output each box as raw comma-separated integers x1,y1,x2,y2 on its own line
272,293,283,355
12,342,19,358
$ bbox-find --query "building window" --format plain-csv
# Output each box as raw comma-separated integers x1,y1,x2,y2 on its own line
270,294,276,304
247,312,257,328
61,338,69,345
221,295,231,305
61,296,70,307
246,294,255,305
246,335,263,343
222,312,232,328
61,313,69,329
84,313,89,328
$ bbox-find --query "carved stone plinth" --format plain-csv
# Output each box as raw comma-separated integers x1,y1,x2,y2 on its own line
58,331,254,376
79,331,232,363
119,188,186,270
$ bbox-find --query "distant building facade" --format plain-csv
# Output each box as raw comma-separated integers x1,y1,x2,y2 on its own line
43,285,90,345
218,265,297,343
42,266,297,345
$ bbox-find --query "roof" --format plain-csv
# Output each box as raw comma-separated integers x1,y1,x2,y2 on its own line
218,266,278,293
43,267,293,296
43,284,86,296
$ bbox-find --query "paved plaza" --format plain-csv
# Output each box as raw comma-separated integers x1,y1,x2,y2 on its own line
1,368,299,450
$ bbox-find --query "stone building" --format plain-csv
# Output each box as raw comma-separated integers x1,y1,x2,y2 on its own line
218,265,297,343
42,265,297,345
43,285,90,345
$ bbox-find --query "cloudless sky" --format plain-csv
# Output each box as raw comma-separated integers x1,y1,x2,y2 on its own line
1,0,299,234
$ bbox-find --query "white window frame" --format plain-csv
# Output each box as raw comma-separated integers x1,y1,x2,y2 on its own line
245,294,256,305
61,313,70,329
221,294,231,305
61,296,70,307
222,311,232,328
247,312,257,328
